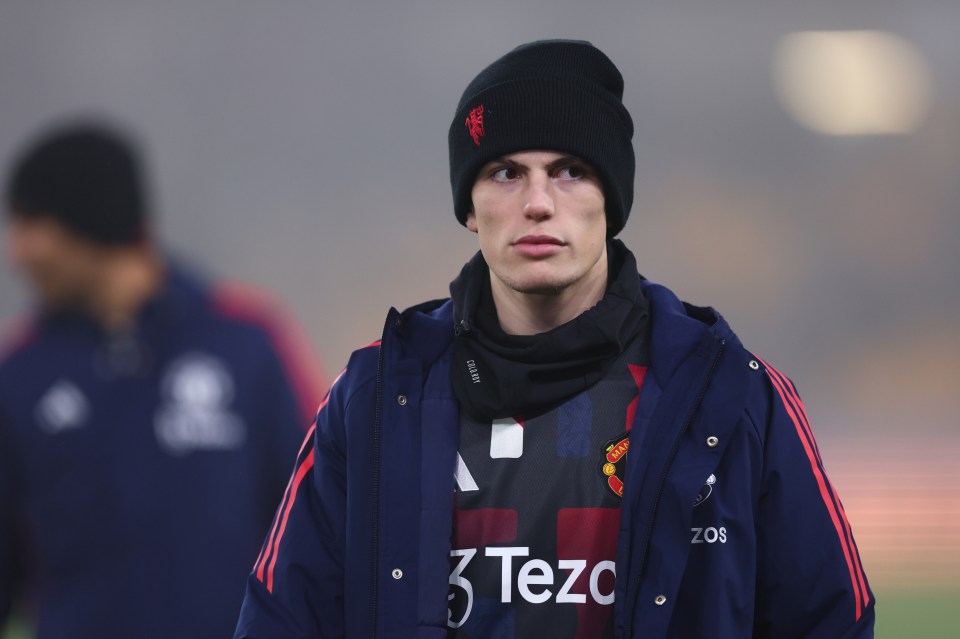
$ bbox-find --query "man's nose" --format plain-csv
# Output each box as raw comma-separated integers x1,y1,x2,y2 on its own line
523,173,555,221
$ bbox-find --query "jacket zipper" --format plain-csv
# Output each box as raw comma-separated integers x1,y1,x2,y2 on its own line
625,338,726,639
370,318,389,639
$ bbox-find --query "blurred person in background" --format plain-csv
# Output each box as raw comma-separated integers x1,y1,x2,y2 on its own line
234,40,874,638
0,121,326,639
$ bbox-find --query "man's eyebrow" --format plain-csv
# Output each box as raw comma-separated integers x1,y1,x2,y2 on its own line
486,154,587,171
487,156,520,168
544,154,588,172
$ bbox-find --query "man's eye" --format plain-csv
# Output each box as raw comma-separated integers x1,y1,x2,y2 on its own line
557,165,586,180
491,167,519,182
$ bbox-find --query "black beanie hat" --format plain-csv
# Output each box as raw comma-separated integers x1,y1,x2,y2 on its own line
5,121,148,245
448,39,635,237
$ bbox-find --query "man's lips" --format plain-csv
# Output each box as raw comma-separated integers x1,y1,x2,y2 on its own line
514,235,564,246
512,235,565,257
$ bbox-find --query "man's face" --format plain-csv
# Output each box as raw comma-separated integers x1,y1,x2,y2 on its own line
6,216,102,311
467,150,607,296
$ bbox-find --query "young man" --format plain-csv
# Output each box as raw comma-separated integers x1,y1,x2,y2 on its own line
234,40,875,638
0,122,326,639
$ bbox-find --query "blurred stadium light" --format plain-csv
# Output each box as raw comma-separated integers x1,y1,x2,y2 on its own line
773,30,932,136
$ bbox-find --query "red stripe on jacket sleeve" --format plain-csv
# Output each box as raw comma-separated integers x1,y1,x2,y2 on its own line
253,361,349,591
255,424,316,583
761,361,871,601
212,282,327,425
762,360,871,611
756,356,870,621
315,368,347,416
265,448,316,593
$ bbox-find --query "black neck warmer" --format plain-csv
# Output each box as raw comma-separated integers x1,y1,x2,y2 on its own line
450,239,650,422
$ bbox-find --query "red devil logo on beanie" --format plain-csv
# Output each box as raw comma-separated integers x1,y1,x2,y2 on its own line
465,105,485,147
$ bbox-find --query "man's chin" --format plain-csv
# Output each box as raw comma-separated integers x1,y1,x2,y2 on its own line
507,275,579,297
492,263,582,297
515,285,565,296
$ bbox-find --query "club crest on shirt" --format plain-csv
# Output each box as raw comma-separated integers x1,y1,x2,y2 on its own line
154,353,245,455
598,432,630,497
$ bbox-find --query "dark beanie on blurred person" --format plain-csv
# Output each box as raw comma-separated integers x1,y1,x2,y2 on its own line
5,122,148,245
448,39,635,237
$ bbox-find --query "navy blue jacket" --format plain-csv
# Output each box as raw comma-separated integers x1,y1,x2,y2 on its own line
0,265,324,639
235,280,875,638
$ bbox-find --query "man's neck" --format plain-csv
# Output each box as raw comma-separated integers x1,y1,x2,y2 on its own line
490,258,609,336
88,247,164,331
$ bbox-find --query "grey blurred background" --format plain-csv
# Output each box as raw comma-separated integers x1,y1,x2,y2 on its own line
0,0,957,633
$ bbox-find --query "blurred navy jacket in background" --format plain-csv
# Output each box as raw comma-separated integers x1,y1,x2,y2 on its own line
0,263,325,639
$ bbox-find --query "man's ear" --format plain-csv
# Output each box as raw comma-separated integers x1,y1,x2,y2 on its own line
465,211,479,233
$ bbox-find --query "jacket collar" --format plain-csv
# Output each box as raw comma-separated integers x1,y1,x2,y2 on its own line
388,298,456,370
639,280,740,387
